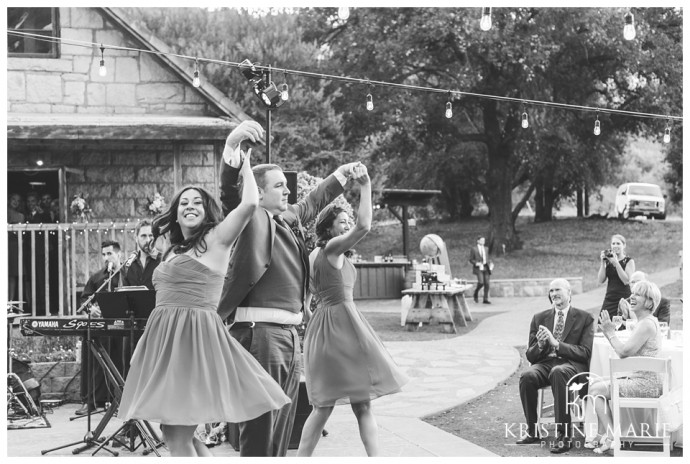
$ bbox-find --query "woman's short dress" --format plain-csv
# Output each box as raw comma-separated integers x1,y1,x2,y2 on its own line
303,248,408,407
118,254,290,425
601,256,632,318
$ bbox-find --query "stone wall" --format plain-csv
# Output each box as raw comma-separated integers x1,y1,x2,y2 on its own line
489,276,584,298
7,7,214,116
32,361,81,403
8,140,218,222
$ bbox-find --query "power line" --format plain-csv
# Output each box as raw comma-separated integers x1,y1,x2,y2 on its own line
8,29,683,124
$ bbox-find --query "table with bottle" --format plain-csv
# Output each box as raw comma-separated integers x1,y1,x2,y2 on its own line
400,261,474,333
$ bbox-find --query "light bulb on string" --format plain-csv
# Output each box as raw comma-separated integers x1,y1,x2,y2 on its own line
281,71,289,101
98,45,107,77
338,7,350,20
480,7,492,31
663,120,671,144
366,93,373,111
623,11,636,41
445,92,453,118
192,58,201,87
593,116,601,136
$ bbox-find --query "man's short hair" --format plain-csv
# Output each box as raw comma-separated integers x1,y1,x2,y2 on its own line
135,219,152,235
550,278,571,292
101,239,121,251
252,164,283,190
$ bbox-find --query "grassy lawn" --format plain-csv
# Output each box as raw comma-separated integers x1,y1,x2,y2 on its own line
355,216,682,292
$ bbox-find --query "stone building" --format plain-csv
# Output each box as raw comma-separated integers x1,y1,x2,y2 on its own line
6,7,252,314
7,6,250,221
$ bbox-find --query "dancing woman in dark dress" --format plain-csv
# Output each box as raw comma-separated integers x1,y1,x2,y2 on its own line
598,234,635,319
297,164,408,456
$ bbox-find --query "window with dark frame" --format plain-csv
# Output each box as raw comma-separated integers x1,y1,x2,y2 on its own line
8,7,60,58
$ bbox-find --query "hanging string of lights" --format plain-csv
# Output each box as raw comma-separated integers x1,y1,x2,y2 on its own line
8,28,681,143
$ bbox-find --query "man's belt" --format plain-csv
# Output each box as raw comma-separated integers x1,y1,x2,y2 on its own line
230,321,298,330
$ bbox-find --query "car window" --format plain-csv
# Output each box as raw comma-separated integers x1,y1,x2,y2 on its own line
628,185,662,196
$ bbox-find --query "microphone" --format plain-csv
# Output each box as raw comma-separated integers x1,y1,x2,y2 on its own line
124,251,138,268
107,261,114,273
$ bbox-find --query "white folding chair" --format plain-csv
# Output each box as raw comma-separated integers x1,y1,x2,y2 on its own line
610,356,671,457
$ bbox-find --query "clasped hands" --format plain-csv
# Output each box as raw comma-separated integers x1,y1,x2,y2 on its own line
536,324,558,349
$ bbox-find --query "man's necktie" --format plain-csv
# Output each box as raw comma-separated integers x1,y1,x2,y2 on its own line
273,215,286,228
550,310,565,356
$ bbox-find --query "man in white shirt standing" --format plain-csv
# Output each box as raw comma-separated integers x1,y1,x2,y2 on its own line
468,236,493,304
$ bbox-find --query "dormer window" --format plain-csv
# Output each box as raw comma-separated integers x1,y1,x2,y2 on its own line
8,8,60,58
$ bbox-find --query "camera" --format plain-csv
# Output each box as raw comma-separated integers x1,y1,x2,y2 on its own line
603,249,614,258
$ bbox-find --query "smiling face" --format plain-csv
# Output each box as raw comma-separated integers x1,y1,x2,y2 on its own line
259,169,290,215
610,236,625,256
176,189,205,235
329,212,352,238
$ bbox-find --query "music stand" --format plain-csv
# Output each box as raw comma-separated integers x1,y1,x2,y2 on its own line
92,289,163,456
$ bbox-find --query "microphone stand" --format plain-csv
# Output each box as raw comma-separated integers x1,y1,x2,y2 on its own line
42,265,122,456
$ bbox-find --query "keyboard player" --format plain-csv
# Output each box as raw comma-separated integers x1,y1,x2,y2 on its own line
75,240,123,416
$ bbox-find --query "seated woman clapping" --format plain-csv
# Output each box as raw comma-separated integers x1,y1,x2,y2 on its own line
587,280,664,454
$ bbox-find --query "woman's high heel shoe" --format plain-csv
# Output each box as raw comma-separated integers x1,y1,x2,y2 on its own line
593,436,613,454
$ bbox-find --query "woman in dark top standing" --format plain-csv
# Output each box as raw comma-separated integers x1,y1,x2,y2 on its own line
598,234,635,319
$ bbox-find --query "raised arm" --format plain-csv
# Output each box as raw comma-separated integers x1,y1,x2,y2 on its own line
324,165,371,259
214,149,258,248
219,121,264,215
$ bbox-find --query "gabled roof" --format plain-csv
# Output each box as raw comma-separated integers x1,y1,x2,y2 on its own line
100,7,252,123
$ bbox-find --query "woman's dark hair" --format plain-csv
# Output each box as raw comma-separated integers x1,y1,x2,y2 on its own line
315,204,346,248
152,185,224,260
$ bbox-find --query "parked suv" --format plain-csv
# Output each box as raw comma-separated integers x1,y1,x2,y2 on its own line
614,182,666,220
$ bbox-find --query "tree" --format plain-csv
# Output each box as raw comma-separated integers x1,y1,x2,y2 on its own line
128,7,352,178
297,7,682,251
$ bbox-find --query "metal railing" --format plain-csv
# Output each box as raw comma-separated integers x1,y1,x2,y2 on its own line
7,221,141,316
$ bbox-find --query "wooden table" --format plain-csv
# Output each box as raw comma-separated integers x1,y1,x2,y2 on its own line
401,285,473,333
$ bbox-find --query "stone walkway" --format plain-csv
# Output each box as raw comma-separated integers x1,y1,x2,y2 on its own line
5,268,680,457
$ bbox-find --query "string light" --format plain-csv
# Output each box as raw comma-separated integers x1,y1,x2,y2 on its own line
593,114,601,136
480,7,492,31
281,71,289,101
521,103,529,129
98,45,107,77
366,83,374,111
6,30,681,127
445,92,453,118
663,120,671,144
623,11,636,41
192,58,201,87
338,7,350,21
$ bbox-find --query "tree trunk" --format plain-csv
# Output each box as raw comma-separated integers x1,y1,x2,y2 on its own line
459,189,474,219
534,178,555,222
576,186,584,217
584,184,590,216
483,101,521,253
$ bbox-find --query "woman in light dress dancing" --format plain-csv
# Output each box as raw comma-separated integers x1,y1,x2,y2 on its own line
118,149,290,456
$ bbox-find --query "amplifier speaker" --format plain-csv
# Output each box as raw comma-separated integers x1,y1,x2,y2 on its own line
284,170,297,205
227,380,312,451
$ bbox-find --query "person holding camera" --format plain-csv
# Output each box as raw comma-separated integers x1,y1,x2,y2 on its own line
597,234,635,319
